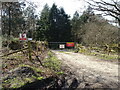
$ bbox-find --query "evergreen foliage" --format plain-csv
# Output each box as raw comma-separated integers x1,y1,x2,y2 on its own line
36,4,72,42
2,2,25,37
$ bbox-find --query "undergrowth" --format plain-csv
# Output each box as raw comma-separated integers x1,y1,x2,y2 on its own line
74,44,118,61
2,50,63,89
43,51,62,72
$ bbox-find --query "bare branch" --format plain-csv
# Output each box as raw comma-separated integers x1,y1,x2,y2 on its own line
101,0,120,12
86,0,120,25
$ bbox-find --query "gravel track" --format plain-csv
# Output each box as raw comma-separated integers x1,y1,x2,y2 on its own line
52,50,119,89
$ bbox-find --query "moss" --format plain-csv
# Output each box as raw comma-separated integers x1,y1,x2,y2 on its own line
19,64,43,73
3,77,25,88
56,71,64,75
10,80,25,88
2,64,45,89
24,78,34,83
2,71,44,89
37,77,44,80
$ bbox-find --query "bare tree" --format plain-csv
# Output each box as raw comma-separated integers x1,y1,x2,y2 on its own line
85,0,120,26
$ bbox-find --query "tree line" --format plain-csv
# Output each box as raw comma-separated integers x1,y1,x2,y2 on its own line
71,6,119,46
1,1,37,38
36,4,71,42
1,1,119,47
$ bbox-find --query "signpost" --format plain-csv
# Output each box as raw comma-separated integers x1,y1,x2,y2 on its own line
66,42,75,47
19,33,32,62
59,44,65,49
19,33,27,40
28,38,32,41
28,40,32,62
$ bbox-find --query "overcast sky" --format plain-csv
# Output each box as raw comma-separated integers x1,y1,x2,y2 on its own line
25,0,88,18
24,0,116,22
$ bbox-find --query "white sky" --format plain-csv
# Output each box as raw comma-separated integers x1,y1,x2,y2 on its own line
25,0,117,24
25,0,87,18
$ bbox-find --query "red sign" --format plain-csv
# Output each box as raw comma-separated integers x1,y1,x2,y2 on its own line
19,33,27,40
66,42,74,47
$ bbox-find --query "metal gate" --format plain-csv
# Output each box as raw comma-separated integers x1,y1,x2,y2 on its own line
48,42,75,49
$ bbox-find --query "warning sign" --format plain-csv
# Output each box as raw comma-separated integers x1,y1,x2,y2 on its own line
19,33,27,40
66,42,74,47
59,44,65,49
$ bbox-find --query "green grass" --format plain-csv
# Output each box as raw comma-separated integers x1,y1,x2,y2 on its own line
59,51,71,54
43,51,62,71
85,50,118,61
2,65,44,89
3,75,44,89
3,77,26,88
55,71,64,75
19,64,43,74
37,77,44,80
2,50,63,89
99,54,118,60
74,44,118,61
10,78,25,88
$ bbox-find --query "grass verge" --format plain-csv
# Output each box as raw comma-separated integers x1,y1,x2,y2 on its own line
43,51,62,72
2,50,64,89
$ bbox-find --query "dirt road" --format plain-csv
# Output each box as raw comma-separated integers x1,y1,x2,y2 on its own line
52,50,119,89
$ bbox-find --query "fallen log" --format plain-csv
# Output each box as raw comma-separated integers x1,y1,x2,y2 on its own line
32,51,43,66
1,48,28,57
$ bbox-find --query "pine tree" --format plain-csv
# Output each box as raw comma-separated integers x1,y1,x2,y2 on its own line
2,2,25,37
36,3,72,42
48,4,71,42
58,8,71,42
71,11,80,41
48,4,59,42
36,4,50,41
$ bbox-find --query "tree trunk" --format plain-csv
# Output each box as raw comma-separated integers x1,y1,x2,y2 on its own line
8,6,11,37
118,20,120,27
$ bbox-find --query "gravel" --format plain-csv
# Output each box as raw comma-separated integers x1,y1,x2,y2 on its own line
52,50,119,89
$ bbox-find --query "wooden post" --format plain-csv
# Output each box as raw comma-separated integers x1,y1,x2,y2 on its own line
28,41,32,61
36,41,38,55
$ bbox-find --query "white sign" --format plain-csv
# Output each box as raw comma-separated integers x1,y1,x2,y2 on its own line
28,38,32,41
19,33,27,40
59,44,65,49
